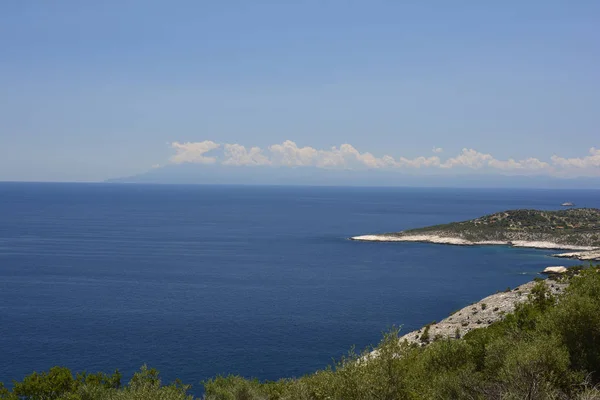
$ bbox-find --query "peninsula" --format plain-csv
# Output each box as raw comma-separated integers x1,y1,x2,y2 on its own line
352,208,600,261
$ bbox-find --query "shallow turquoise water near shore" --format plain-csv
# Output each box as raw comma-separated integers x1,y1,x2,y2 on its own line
0,183,595,392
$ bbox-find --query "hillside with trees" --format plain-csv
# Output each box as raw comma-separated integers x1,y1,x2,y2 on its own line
398,208,600,247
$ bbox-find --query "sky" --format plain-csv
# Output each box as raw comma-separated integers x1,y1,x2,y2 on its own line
1,1,599,183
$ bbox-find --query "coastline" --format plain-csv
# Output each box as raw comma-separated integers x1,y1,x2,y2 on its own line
553,249,600,261
396,279,568,346
363,278,569,363
350,234,600,260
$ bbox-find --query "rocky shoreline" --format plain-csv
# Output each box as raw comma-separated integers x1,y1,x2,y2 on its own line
397,279,568,346
553,249,600,261
365,278,569,361
350,234,600,261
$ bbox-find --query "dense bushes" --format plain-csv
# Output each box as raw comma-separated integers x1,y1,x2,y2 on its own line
0,366,193,400
405,208,600,246
2,266,600,399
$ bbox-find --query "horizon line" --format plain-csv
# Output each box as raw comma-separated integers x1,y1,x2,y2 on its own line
2,180,600,191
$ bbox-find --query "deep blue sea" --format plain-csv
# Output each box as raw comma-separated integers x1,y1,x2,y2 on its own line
1,183,598,392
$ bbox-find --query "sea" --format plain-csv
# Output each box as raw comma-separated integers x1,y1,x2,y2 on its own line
0,183,598,392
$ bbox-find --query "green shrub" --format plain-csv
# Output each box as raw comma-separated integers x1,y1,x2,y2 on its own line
529,280,556,311
420,324,431,343
498,335,575,399
3,367,191,400
543,269,600,382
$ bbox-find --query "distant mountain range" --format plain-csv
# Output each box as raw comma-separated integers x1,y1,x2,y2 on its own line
107,164,600,189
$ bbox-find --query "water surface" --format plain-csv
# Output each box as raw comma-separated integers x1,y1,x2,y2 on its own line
0,183,595,390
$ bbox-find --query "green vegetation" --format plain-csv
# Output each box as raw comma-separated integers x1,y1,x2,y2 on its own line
399,208,600,247
2,266,600,400
419,325,431,343
0,365,193,400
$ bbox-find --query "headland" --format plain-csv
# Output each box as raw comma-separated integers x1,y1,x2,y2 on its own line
352,208,600,261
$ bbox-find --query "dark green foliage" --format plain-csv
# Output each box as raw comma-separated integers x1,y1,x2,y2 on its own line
419,325,430,343
201,375,272,400
1,366,191,400
543,269,600,382
3,266,600,400
496,335,574,399
11,366,75,399
528,280,556,311
8,366,122,400
420,323,435,343
569,265,585,274
419,208,600,234
0,382,15,400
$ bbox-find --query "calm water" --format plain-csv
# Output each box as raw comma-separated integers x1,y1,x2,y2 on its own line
0,183,597,391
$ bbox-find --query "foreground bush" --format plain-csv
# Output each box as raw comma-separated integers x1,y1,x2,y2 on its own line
0,366,193,400
2,266,600,400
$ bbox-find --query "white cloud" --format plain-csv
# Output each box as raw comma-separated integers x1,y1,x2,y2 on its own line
432,147,443,153
268,140,319,166
267,141,401,169
489,157,550,171
441,148,494,169
315,143,391,169
551,147,600,169
439,149,552,173
170,141,220,164
397,156,441,168
223,144,271,166
168,140,600,177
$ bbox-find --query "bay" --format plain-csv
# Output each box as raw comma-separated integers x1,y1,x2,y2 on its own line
0,183,596,391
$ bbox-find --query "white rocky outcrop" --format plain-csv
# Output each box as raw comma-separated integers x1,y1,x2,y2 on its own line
351,235,507,246
554,249,600,261
364,279,568,361
396,280,567,346
543,266,568,274
352,234,483,245
351,234,599,260
510,241,596,251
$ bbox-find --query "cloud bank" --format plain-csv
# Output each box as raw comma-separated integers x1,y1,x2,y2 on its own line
168,141,600,177
171,141,220,164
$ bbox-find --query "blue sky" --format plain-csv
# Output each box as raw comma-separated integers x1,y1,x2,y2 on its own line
1,1,599,182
